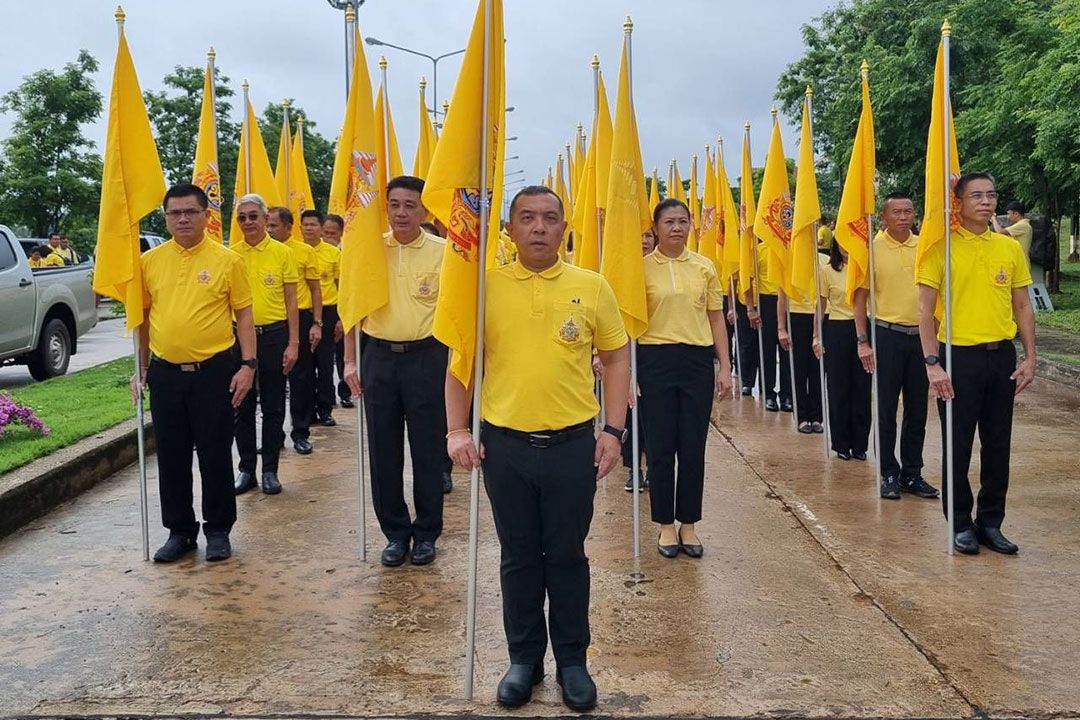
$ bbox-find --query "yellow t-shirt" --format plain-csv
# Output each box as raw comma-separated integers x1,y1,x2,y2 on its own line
864,230,919,326
362,230,445,342
141,238,252,363
819,256,854,320
230,235,299,325
54,246,75,264
29,256,44,268
916,226,1033,345
42,254,65,267
481,258,628,432
311,240,341,306
1003,217,1032,263
285,238,320,311
640,248,723,346
817,225,834,249
757,242,779,296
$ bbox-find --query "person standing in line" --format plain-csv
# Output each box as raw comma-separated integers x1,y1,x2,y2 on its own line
746,241,792,412
306,211,342,426
321,213,354,411
778,284,824,434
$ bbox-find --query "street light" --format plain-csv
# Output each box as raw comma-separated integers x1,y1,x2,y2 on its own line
325,1,366,98
506,136,518,142
504,155,520,162
506,169,525,178
365,36,465,126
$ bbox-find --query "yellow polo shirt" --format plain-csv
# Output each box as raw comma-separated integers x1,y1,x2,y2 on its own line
29,256,44,268
817,225,834,249
916,226,1032,346
41,254,65,267
481,258,628,431
863,230,919,326
362,230,445,341
640,248,723,346
285,238,319,311
819,256,854,320
1003,217,1032,262
311,240,341,306
54,246,75,263
230,235,298,325
757,243,779,296
141,238,252,363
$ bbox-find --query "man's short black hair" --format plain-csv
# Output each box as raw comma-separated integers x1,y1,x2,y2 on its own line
48,232,61,240
300,209,325,223
883,191,913,204
387,175,425,195
268,206,294,225
30,246,42,257
163,182,209,210
653,197,691,225
323,213,345,230
509,185,563,218
1005,200,1027,215
954,172,995,198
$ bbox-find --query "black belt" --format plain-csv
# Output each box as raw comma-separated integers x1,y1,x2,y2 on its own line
369,335,440,353
876,320,920,336
255,320,287,335
150,349,232,373
957,341,1005,351
483,420,594,449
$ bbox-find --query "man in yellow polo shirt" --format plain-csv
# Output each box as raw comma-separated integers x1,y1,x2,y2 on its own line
445,186,630,713
305,211,342,425
135,183,256,563
342,176,448,568
855,191,940,499
993,200,1033,266
321,214,354,410
231,194,299,496
918,172,1036,555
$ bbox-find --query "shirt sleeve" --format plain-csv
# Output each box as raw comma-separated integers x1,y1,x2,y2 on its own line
139,254,152,307
282,246,300,284
704,262,724,311
915,242,945,289
303,247,319,280
227,254,254,311
593,277,629,352
1011,240,1033,288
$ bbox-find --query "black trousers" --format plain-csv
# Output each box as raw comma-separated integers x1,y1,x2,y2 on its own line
314,304,338,418
824,319,871,454
638,344,714,525
289,309,315,442
621,403,646,469
147,351,237,538
235,324,287,474
721,293,737,368
938,342,1017,532
335,336,352,403
741,294,791,401
875,325,929,480
790,312,823,423
735,298,756,391
481,425,596,668
361,338,447,543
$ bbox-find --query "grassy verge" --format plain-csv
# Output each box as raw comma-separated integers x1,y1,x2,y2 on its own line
1037,219,1080,332
1,357,142,475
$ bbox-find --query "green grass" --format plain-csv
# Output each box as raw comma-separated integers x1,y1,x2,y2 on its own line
1036,219,1080,332
1044,351,1080,368
1,357,143,475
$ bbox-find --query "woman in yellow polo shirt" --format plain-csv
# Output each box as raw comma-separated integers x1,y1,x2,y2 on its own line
638,199,732,559
813,243,870,460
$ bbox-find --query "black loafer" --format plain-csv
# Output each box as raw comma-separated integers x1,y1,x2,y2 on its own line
764,398,780,412
975,525,1018,554
836,451,851,460
411,540,437,565
780,399,794,413
340,398,355,408
234,471,257,495
657,535,680,558
261,471,282,495
811,422,824,434
293,438,313,455
320,415,337,427
741,386,754,396
496,663,543,707
556,665,597,713
381,539,410,567
205,532,232,561
953,528,980,555
153,533,196,563
442,471,453,494
852,450,867,461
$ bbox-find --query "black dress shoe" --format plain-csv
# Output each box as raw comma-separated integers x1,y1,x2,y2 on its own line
261,471,282,495
678,531,703,558
381,539,410,567
234,471,257,495
741,386,754,396
153,533,196,563
880,475,901,500
557,665,597,713
340,398,355,408
836,450,851,460
780,398,794,412
764,398,780,412
953,528,980,555
320,415,337,427
293,438,313,455
411,540,437,565
442,471,453,494
496,663,543,707
851,450,867,461
797,421,813,434
975,525,1018,554
657,534,680,558
205,531,232,561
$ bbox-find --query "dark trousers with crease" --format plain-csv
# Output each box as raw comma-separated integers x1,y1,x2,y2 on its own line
875,325,929,480
746,293,791,402
289,309,315,442
938,342,1017,532
361,338,447,543
314,304,338,418
790,312,823,423
823,319,871,454
638,343,715,525
735,298,757,391
482,426,596,668
235,325,287,474
335,335,352,403
148,351,237,538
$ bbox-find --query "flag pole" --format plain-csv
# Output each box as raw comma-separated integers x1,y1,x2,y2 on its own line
624,15,641,560
771,109,800,428
208,47,219,173
805,87,831,457
941,20,955,555
720,137,743,398
860,61,883,481
241,80,251,195
746,123,768,406
282,99,291,199
591,55,606,431
565,143,574,211
379,56,391,181
344,4,356,98
464,0,494,698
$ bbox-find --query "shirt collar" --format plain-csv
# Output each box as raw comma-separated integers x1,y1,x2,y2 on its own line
650,247,690,264
170,237,209,256
955,225,993,242
383,229,427,248
511,257,565,280
236,234,272,252
881,230,917,247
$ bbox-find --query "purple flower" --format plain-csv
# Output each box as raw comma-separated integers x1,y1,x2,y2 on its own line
0,393,50,437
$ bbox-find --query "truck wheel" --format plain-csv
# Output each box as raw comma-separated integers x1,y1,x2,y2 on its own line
28,319,72,381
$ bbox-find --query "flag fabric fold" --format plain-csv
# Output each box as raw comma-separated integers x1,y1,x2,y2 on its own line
698,148,720,273
191,59,222,243
717,143,740,284
790,95,821,302
413,83,438,179
274,111,291,203
229,93,280,243
594,72,613,210
648,167,660,214
917,38,961,274
288,122,314,238
737,129,758,300
754,115,794,297
375,82,405,198
834,67,877,304
571,112,600,270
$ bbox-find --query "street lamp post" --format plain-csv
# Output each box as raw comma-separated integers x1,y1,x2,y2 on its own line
365,36,465,128
325,0,366,98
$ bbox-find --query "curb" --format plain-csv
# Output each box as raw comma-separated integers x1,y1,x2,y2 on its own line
1035,356,1080,388
0,418,154,539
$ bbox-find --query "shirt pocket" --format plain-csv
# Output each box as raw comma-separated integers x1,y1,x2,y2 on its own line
552,300,589,348
989,262,1012,288
690,273,709,309
412,271,439,303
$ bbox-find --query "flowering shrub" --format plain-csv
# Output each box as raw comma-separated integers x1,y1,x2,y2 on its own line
0,393,49,437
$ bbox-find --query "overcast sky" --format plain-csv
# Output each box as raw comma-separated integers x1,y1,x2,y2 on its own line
1,0,839,190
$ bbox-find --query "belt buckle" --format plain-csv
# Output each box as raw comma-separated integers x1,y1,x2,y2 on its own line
390,342,407,353
986,342,1000,350
179,363,198,373
528,433,552,449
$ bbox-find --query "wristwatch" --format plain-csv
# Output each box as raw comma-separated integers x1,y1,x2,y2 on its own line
240,358,257,369
313,319,323,327
856,333,869,343
602,424,629,444
924,354,940,366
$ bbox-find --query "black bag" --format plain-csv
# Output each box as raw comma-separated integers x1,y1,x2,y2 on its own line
1027,214,1055,268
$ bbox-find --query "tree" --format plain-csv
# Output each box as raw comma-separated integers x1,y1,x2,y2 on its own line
259,101,335,213
0,50,102,253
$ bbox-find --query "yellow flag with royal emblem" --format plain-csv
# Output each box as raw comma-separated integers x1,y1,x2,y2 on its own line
717,141,741,284
737,127,757,300
191,55,222,243
698,148,719,273
790,92,821,303
754,112,794,296
834,63,876,304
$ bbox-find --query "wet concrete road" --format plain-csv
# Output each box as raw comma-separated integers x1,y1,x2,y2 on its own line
1,377,1077,718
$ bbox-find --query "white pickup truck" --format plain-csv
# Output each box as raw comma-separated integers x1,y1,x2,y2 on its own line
0,224,98,380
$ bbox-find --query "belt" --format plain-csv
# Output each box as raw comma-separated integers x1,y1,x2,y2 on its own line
369,335,440,353
255,320,287,335
483,420,594,449
875,320,921,336
150,349,232,373
957,341,1005,351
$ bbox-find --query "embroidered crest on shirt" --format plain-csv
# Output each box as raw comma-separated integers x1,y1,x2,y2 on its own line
418,278,432,298
197,270,211,284
264,272,275,286
321,270,329,280
995,267,1008,285
698,289,707,305
560,316,580,343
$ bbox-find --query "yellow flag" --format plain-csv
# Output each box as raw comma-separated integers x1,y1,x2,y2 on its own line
544,166,553,189
571,113,600,270
594,71,613,210
648,167,660,213
698,148,719,273
412,80,438,179
229,92,280,243
600,32,649,339
274,110,291,203
288,121,314,238
333,22,389,332
425,0,505,387
917,32,962,274
192,57,222,243
790,93,821,302
573,126,586,193
566,143,576,203
834,64,876,305
718,141,741,283
375,81,405,198
554,153,571,243
737,127,758,299
671,160,686,204
687,155,700,252
754,113,794,297
93,24,165,331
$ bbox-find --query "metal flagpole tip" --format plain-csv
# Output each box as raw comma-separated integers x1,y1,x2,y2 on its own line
282,98,292,109
442,100,449,113
242,79,250,92
771,106,779,118
345,4,356,21
744,121,751,130
718,136,724,148
624,15,633,33
298,115,305,126
379,55,388,70
419,76,427,90
860,58,870,74
591,54,600,69
207,46,216,62
114,5,126,24
557,152,563,161
941,18,952,36
805,84,814,97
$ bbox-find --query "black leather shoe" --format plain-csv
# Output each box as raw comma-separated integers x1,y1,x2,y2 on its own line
975,525,1018,554
852,450,867,461
205,531,232,561
880,475,901,500
320,415,337,427
381,539,410,567
261,471,282,495
411,540,437,565
900,475,940,498
953,528,980,555
780,398,794,412
293,438,313,455
764,398,780,412
741,386,754,396
496,663,543,708
234,471,257,495
340,398,355,408
657,535,680,558
442,471,453,494
836,451,851,460
678,531,704,559
153,533,196,563
557,665,597,713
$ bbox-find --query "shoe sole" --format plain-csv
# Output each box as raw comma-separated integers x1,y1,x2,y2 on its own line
411,554,436,566
901,488,940,499
977,538,1018,554
262,487,282,495
153,547,196,563
381,555,408,567
294,447,313,455
206,551,232,561
880,492,901,500
954,543,980,555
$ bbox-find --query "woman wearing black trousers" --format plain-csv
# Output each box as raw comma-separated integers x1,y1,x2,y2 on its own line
638,199,732,558
814,243,870,460
779,283,824,434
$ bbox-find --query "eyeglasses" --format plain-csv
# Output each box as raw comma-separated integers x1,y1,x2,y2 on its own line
964,191,999,201
236,213,262,222
165,209,205,219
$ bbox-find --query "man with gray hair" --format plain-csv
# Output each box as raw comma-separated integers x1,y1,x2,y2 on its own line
231,193,300,496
